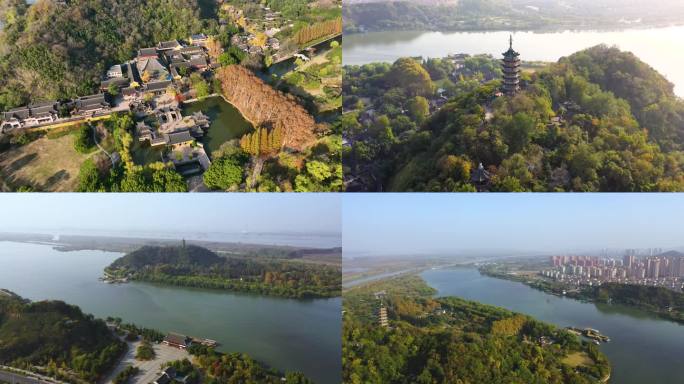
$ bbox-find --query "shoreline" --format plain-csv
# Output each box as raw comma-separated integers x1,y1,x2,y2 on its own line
344,21,684,36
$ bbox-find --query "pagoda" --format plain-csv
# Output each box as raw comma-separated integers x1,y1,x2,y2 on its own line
501,35,521,95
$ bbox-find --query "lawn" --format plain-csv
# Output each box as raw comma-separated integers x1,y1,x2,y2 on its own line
562,352,594,368
0,134,95,191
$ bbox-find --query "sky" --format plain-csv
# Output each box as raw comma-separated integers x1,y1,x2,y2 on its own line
0,193,341,236
343,194,684,257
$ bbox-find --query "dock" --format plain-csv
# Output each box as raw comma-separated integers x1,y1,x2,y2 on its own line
565,327,611,343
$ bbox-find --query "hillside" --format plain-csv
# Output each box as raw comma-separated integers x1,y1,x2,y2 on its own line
107,243,342,298
0,0,211,110
108,244,222,270
343,275,611,383
343,46,684,192
0,293,125,383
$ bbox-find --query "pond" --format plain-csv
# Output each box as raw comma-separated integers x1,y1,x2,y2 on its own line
183,96,252,158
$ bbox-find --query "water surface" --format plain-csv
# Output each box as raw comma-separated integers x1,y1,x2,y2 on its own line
344,26,684,97
183,97,252,158
0,241,341,384
421,268,684,384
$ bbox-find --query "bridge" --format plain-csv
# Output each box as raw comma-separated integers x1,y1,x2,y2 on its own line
272,33,342,64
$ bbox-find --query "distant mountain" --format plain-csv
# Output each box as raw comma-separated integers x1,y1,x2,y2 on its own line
657,250,684,258
108,244,222,270
343,0,684,33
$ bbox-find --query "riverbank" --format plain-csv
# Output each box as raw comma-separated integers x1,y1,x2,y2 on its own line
420,267,684,384
479,267,684,325
343,26,684,97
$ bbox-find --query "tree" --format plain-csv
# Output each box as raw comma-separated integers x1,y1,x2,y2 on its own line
74,124,95,154
386,58,434,97
203,153,247,190
408,96,430,124
239,126,284,157
107,82,119,96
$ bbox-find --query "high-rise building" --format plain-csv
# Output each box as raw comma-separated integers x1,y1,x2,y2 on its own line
649,258,661,279
623,254,635,268
501,35,521,95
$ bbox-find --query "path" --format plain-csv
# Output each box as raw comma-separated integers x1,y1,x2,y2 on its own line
0,366,69,384
248,157,264,189
273,33,341,64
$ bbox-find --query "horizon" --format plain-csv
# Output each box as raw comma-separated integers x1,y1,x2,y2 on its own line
343,194,684,257
0,194,342,236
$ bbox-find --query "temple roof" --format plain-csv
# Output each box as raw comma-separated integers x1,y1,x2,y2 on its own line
502,34,520,58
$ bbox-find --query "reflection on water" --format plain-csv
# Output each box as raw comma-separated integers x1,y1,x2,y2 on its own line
344,26,684,97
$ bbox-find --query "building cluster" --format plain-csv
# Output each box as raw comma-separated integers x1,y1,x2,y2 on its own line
1,34,213,134
543,253,684,291
222,3,284,56
103,35,212,100
2,94,112,132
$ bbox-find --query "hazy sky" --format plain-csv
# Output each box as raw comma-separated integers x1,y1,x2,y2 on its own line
343,194,684,256
0,194,341,235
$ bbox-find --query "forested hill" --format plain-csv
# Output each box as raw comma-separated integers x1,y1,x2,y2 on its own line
343,46,684,192
0,0,211,109
343,275,611,383
108,244,222,270
0,292,125,382
558,46,684,151
106,244,342,298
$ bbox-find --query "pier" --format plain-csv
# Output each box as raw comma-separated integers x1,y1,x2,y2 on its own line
566,327,611,343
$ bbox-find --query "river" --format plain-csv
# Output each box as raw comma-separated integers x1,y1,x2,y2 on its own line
421,268,684,384
0,241,341,384
344,26,684,97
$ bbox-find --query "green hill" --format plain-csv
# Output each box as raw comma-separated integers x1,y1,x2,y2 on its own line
0,293,125,383
107,244,342,299
108,244,223,270
0,0,209,110
344,46,684,192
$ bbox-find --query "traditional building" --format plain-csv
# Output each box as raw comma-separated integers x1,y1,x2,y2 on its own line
378,306,389,328
501,35,521,95
163,333,192,349
471,163,491,191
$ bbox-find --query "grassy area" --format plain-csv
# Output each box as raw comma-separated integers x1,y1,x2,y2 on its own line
283,43,342,112
0,134,94,191
563,352,595,368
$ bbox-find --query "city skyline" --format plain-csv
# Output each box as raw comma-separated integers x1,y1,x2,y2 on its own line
343,194,684,256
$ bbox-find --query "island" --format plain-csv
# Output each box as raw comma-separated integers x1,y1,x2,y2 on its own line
0,0,342,192
343,40,684,192
343,275,611,383
0,290,315,384
104,241,342,299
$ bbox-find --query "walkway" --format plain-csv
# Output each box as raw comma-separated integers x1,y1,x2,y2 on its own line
0,366,69,384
